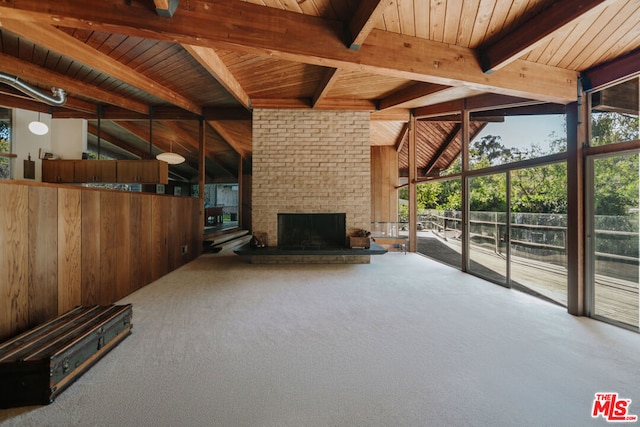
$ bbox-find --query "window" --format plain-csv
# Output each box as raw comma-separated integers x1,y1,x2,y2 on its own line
0,107,12,179
590,77,639,147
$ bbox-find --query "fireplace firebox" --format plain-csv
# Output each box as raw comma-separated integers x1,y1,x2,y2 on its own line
278,213,346,249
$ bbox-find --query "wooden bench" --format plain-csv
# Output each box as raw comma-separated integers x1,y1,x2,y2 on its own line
0,304,132,408
372,236,408,254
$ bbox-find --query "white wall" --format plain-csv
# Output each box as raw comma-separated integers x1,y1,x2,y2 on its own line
11,109,86,181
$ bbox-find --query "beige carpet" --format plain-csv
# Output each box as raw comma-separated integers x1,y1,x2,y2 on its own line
1,252,639,427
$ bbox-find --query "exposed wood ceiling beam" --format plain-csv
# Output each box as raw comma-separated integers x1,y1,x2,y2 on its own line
87,123,147,159
413,100,465,119
162,122,199,156
206,121,248,159
421,123,461,176
251,98,377,111
0,19,202,115
465,94,544,112
395,123,409,153
479,0,614,73
312,68,343,108
347,0,394,50
379,82,452,110
202,107,251,121
181,44,251,109
0,50,149,114
581,47,640,92
370,108,411,121
0,0,578,104
154,0,180,18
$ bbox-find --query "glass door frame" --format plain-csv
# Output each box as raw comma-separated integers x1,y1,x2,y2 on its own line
464,169,511,287
585,148,640,331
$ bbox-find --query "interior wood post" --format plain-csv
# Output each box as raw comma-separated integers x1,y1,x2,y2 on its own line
461,101,470,272
408,111,417,252
566,93,587,316
198,118,206,243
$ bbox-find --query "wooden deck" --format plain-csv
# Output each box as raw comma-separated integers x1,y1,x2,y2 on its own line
416,232,639,328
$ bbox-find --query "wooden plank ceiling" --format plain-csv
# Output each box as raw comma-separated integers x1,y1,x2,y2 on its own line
0,0,638,182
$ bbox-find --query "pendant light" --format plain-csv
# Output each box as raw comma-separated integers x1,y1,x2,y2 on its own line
28,111,48,135
156,140,185,164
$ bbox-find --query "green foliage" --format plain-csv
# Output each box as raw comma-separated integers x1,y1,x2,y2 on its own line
406,112,637,217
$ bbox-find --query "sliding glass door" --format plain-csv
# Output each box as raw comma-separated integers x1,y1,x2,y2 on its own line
468,172,508,286
588,152,639,328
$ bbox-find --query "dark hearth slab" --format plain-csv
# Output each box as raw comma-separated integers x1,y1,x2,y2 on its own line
233,241,388,256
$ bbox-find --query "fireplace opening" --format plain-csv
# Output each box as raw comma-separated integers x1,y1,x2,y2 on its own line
278,213,346,249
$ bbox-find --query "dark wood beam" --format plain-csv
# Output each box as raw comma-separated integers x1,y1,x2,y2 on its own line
395,123,409,153
421,124,461,176
312,69,342,108
581,47,640,92
87,124,147,159
379,82,450,110
0,0,578,104
346,0,394,50
182,44,251,109
479,0,614,73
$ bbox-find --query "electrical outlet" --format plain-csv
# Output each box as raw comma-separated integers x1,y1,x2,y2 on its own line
181,244,188,255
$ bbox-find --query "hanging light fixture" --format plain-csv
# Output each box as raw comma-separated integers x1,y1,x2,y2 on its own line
156,140,185,164
28,111,48,135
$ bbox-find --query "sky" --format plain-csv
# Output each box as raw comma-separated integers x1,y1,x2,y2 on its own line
474,115,567,152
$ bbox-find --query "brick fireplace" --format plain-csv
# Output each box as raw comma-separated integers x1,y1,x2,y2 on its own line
251,109,371,263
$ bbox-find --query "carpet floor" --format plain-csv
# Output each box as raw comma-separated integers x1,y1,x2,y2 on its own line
1,252,638,427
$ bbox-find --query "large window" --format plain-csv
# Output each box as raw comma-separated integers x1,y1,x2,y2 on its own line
469,114,566,170
590,78,639,147
0,107,11,179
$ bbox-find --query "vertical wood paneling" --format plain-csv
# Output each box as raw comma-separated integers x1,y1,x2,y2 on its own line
140,195,153,287
129,193,143,293
81,191,101,306
115,192,131,301
371,146,399,223
0,184,29,341
100,192,118,305
58,188,82,314
28,186,58,327
1,182,201,340
151,195,169,281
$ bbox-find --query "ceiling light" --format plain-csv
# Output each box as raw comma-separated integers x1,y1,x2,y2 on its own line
156,151,185,165
28,112,48,135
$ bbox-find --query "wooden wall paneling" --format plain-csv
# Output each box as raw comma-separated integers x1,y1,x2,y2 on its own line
0,183,29,340
139,194,153,287
81,190,101,306
168,198,179,271
128,193,143,293
371,146,398,223
57,188,82,314
28,186,58,328
190,198,200,260
151,195,169,281
115,192,131,301
100,192,118,305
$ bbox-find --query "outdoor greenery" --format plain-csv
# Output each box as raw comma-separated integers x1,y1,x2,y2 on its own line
0,120,10,179
400,112,639,219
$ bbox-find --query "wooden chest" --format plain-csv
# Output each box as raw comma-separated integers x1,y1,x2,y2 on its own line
0,304,132,408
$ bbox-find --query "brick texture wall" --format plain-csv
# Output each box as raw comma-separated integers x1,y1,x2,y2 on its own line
252,109,371,247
